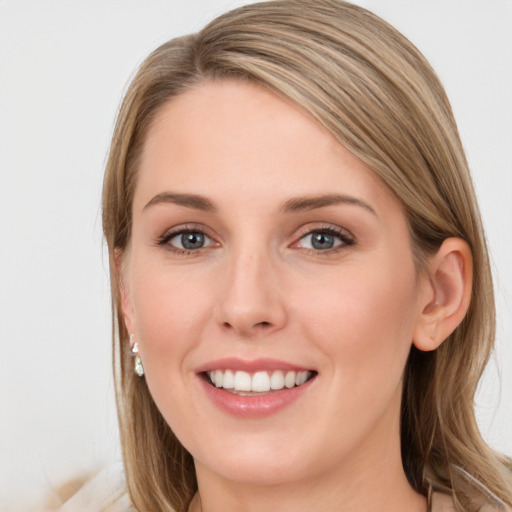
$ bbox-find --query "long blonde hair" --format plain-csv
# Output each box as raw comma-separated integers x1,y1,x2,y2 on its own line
102,1,512,511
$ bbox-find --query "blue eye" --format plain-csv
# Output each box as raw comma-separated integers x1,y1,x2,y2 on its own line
165,230,215,251
298,229,352,251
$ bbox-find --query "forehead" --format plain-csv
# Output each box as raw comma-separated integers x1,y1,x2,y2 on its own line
134,80,397,216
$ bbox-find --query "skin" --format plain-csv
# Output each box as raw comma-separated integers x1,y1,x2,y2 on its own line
120,80,471,512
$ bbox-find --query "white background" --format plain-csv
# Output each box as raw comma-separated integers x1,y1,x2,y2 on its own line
0,1,511,510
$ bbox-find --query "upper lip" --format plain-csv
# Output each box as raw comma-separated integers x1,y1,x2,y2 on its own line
195,357,315,374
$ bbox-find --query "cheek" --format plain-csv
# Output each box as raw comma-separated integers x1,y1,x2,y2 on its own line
129,268,217,435
298,256,420,392
282,258,420,461
128,260,216,388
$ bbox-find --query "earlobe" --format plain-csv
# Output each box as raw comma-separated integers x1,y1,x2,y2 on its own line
413,238,473,352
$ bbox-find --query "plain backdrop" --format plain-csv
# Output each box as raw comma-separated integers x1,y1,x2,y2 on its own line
1,1,511,510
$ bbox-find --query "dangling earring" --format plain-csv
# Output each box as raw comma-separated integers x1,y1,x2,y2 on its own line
129,334,145,377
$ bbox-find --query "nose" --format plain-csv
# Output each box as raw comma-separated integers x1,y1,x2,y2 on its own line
215,247,287,338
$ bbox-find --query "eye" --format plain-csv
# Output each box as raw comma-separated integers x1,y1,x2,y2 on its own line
296,228,353,251
160,229,217,252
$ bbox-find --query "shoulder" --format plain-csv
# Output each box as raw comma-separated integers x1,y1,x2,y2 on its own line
429,465,511,512
431,492,509,512
431,492,457,512
56,464,134,512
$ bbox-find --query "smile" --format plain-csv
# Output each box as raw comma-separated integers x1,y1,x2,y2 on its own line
196,358,318,417
206,369,315,394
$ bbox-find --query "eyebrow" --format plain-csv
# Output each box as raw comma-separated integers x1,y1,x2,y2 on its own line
143,192,216,212
281,194,377,215
142,191,376,216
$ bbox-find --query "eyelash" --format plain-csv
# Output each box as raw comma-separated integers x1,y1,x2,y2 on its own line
156,224,216,256
294,225,355,255
156,224,355,256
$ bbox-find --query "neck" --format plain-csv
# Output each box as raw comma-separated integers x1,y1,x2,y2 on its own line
192,471,425,512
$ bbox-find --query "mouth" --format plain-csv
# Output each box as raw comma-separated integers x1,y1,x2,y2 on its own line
196,358,318,417
202,369,318,396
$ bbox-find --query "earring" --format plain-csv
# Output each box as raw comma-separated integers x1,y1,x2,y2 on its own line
129,334,145,377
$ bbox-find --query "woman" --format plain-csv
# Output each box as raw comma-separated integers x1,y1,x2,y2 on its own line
99,1,512,511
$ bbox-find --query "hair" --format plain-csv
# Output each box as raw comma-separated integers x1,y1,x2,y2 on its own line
102,1,512,511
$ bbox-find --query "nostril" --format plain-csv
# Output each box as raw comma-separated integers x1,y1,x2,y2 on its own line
222,321,271,328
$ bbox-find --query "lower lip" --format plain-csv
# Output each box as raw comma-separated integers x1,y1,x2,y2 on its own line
199,375,315,418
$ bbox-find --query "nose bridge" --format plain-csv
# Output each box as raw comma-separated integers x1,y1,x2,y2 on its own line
216,240,286,336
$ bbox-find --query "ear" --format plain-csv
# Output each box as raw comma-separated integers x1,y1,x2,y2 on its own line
115,248,137,336
413,238,473,352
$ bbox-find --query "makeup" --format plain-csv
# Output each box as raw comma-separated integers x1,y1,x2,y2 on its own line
196,358,317,418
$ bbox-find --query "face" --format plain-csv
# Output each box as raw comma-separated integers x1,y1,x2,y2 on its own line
121,80,430,487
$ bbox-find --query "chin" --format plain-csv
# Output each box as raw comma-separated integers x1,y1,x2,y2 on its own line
190,426,335,488
196,450,311,486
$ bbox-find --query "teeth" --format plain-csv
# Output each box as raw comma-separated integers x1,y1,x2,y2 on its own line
206,369,313,392
223,369,234,389
285,371,296,389
296,371,309,386
270,370,284,390
234,371,252,391
252,371,270,392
